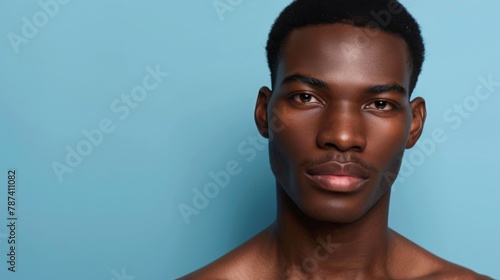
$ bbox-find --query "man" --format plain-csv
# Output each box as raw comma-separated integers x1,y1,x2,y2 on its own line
180,0,492,279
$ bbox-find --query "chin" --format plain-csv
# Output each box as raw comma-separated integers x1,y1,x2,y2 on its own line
299,198,371,224
284,177,388,225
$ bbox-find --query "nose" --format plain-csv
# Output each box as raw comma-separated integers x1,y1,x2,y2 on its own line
316,103,367,152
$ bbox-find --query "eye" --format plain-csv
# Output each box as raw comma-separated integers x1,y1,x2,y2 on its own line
365,100,397,111
291,93,321,104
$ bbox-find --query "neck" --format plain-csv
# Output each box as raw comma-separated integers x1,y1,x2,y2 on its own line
270,185,393,279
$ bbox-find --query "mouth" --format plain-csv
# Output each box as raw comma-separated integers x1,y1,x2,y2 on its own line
305,161,371,193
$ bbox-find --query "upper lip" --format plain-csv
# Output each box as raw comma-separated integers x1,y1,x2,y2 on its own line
305,161,371,179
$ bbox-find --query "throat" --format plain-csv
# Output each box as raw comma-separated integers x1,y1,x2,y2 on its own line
271,184,393,278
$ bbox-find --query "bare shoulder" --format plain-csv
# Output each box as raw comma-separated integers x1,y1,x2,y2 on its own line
424,264,493,280
177,227,274,280
428,269,494,280
176,247,252,280
389,230,493,280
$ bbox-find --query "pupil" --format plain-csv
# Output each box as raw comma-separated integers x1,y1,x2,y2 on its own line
376,101,386,109
301,94,312,102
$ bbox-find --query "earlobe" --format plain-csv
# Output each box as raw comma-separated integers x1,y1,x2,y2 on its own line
406,97,427,149
255,86,272,139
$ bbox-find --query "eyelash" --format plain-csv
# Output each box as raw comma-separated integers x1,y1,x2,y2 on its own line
289,93,399,112
291,93,319,103
364,100,399,111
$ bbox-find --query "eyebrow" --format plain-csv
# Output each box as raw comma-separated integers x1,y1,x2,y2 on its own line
280,74,407,96
280,74,329,89
367,84,407,96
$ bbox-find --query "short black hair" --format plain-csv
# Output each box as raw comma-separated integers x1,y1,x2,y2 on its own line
266,0,425,95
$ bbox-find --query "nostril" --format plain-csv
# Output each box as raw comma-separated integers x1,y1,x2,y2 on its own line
316,123,367,152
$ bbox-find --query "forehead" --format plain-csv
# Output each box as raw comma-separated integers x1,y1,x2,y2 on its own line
276,24,411,89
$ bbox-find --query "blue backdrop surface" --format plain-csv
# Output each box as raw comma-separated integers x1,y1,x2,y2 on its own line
0,1,499,279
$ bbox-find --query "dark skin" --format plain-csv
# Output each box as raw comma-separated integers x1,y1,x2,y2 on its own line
179,24,492,280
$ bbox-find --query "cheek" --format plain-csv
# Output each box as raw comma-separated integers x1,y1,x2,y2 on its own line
268,104,317,158
366,112,411,160
267,106,318,185
365,113,411,191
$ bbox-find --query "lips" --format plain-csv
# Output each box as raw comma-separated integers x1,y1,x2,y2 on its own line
305,161,371,192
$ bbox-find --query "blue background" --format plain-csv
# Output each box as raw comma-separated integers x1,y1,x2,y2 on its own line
0,0,499,279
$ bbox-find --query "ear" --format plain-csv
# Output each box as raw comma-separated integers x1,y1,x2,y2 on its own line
406,97,427,149
254,86,272,138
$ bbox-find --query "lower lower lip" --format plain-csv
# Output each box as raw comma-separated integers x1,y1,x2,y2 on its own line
306,174,366,192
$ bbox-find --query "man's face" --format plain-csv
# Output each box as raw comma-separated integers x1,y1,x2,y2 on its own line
255,24,426,223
